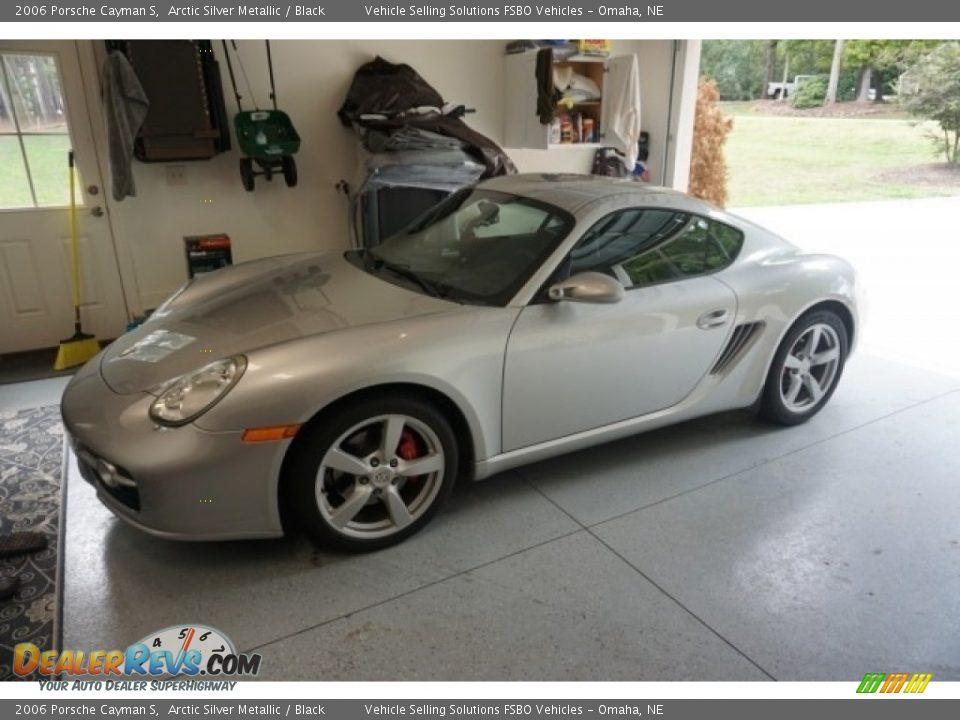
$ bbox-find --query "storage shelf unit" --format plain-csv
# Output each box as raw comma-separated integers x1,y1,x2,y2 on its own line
504,50,634,152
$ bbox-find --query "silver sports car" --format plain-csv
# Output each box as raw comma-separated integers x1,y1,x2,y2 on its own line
62,174,861,550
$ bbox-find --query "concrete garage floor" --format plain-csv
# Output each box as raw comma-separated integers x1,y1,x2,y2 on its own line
48,195,960,681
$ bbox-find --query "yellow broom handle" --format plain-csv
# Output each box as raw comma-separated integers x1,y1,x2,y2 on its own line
68,150,81,310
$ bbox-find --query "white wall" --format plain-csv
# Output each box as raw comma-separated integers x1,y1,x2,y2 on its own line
664,40,702,191
82,39,693,314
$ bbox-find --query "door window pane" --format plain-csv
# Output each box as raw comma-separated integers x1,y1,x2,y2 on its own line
0,51,74,209
3,54,67,133
23,134,70,206
0,135,33,208
0,75,15,133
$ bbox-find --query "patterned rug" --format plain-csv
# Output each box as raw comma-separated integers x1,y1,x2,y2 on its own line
0,405,63,680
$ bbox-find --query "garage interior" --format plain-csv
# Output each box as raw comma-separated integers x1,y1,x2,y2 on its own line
1,39,958,681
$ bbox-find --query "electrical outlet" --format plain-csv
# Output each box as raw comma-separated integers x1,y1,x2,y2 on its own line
166,165,188,186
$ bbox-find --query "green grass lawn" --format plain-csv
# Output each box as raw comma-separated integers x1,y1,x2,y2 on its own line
0,134,72,208
723,112,959,207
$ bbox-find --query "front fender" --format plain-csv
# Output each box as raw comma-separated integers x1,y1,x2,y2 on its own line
195,306,519,463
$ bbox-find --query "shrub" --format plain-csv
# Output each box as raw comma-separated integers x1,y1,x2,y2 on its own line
902,42,960,165
689,79,734,208
790,75,828,108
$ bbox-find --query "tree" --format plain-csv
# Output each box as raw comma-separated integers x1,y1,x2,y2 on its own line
844,40,886,102
825,40,845,104
699,40,768,100
763,40,779,98
689,79,734,207
844,40,941,103
779,40,836,77
902,42,960,165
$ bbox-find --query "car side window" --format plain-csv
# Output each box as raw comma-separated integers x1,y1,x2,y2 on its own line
563,208,744,290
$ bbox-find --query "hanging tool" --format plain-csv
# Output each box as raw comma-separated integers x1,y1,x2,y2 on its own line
54,150,101,371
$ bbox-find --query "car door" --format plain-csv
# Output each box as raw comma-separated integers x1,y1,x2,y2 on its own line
501,208,741,452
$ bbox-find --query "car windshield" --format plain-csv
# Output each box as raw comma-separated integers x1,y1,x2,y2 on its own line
348,189,575,306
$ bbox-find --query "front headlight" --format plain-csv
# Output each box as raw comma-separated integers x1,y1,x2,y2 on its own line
149,356,246,426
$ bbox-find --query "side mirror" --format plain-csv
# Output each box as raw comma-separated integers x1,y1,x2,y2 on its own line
548,272,625,304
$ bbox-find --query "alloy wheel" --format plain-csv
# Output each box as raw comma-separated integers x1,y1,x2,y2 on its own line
779,322,842,413
315,414,445,539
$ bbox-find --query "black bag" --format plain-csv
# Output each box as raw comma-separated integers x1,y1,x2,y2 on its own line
591,147,628,178
337,56,444,125
337,56,516,178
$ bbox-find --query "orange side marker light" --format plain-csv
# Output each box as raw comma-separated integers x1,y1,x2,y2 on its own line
242,424,302,443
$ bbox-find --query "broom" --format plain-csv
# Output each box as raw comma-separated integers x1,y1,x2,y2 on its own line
54,150,100,371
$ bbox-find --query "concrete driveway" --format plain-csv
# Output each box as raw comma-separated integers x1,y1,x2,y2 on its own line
736,195,960,379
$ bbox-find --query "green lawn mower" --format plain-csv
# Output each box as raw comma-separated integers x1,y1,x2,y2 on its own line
222,40,300,192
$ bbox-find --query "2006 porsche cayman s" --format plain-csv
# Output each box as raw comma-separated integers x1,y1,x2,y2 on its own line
62,174,861,550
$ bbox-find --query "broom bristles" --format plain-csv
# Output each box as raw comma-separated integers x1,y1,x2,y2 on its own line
54,337,100,371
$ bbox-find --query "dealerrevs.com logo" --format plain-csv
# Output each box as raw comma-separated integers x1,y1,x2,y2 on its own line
14,624,262,679
857,672,933,694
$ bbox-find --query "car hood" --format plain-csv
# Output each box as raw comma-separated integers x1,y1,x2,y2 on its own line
100,252,456,394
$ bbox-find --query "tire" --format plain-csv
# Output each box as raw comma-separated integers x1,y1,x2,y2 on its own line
282,155,298,187
290,395,458,551
759,309,849,426
239,158,255,192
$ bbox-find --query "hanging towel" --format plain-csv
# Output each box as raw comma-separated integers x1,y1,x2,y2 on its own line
605,55,642,172
535,48,557,125
102,50,149,201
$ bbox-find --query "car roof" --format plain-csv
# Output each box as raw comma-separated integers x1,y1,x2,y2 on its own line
480,173,717,216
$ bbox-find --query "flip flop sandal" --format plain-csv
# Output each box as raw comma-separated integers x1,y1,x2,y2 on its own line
0,574,20,601
0,531,47,558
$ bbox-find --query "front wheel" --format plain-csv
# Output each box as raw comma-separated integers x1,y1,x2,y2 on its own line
759,310,848,425
290,396,458,551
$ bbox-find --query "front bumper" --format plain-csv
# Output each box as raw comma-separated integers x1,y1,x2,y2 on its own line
61,357,287,541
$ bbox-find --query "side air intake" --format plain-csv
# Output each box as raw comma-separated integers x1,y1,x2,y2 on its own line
710,322,765,375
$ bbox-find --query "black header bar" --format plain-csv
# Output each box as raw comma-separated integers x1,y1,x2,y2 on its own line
5,0,960,23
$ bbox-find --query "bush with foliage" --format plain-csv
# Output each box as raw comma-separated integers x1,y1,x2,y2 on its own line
689,79,734,208
902,42,960,165
790,76,828,108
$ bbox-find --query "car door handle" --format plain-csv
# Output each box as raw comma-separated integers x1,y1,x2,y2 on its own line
697,309,729,329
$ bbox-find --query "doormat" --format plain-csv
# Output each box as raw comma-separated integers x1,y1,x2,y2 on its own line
0,348,75,386
0,405,64,681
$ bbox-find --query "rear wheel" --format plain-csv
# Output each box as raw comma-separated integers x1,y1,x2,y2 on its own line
290,396,458,551
759,310,848,425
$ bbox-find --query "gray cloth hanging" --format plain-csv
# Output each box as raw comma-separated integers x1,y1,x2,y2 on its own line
102,51,149,201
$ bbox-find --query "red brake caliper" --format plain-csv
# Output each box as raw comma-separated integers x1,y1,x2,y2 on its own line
397,429,425,480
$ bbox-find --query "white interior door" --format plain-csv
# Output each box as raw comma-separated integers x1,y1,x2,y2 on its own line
0,40,128,354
